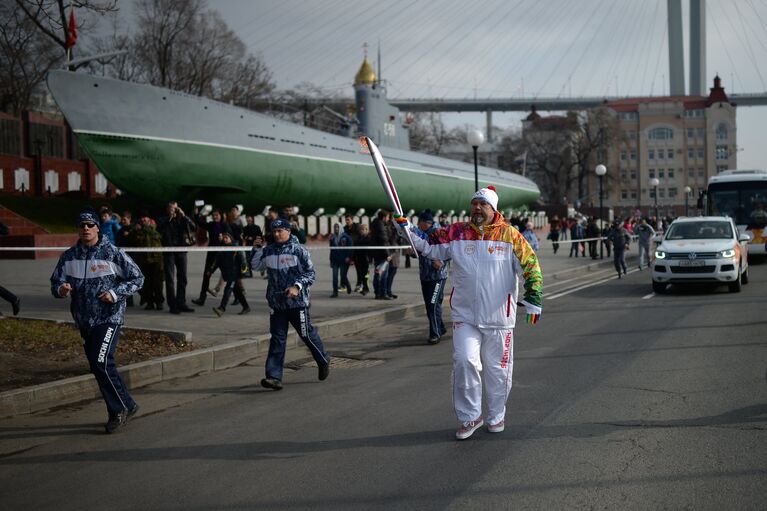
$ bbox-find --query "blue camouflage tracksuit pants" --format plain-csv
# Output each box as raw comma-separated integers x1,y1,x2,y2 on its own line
83,323,136,415
421,279,447,339
266,307,329,381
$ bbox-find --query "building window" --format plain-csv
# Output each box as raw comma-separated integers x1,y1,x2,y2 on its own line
648,149,655,160
67,171,81,192
659,189,666,198
630,170,636,179
715,145,728,160
716,123,728,141
44,170,59,193
626,130,636,140
659,169,665,178
668,168,674,179
649,169,655,178
14,168,30,192
697,128,705,139
669,187,678,198
688,169,695,178
648,127,674,140
667,149,674,160
621,190,628,199
94,172,108,194
630,150,636,160
630,190,637,199
620,171,627,180
688,148,694,159
687,128,694,139
620,150,627,161
717,165,728,173
697,148,704,159
698,168,705,177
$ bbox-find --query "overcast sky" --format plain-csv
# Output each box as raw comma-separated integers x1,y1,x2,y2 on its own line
122,0,767,168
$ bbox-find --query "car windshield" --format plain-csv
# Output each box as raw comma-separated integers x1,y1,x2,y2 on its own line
665,221,733,240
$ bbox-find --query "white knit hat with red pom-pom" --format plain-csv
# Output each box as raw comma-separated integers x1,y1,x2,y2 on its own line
471,185,499,211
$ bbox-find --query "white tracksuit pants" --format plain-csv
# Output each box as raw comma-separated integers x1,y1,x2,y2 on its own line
452,322,514,425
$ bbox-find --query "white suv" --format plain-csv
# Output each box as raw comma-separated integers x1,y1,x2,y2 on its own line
651,216,750,293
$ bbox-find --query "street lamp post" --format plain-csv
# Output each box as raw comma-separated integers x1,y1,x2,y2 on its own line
595,164,607,259
467,129,484,191
683,185,692,216
650,177,660,221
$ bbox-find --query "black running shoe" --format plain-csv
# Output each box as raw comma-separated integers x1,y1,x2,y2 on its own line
127,404,140,420
261,378,283,390
318,362,330,381
105,411,128,434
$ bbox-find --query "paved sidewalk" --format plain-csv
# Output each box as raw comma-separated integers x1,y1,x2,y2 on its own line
0,233,625,346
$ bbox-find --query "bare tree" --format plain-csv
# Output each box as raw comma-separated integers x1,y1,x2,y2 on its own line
133,0,201,88
510,109,620,205
130,0,275,107
408,112,462,156
0,2,60,114
569,107,621,201
14,0,117,59
4,0,117,113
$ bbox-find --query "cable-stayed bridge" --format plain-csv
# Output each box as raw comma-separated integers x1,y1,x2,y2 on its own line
389,92,767,113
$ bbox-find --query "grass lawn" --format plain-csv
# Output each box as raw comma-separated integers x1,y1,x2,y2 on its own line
0,317,197,391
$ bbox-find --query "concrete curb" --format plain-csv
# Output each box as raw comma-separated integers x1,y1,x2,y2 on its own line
0,302,424,418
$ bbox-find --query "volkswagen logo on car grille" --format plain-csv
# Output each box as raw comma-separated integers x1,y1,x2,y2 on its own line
688,252,697,260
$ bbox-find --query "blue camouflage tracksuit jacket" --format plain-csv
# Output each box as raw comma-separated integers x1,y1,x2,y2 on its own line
50,235,144,335
414,225,450,282
250,235,315,310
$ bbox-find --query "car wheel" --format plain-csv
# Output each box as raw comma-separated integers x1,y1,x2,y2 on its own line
652,281,666,294
741,263,749,284
729,267,742,293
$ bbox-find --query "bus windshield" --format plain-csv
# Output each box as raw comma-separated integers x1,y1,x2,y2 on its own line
708,182,767,228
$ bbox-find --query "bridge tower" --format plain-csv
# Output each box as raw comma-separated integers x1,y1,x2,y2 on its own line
667,0,686,95
689,0,706,96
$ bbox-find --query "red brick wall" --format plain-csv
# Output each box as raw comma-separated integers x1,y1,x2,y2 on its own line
1,111,116,198
0,154,114,198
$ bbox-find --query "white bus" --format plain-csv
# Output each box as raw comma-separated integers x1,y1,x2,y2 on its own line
704,169,767,256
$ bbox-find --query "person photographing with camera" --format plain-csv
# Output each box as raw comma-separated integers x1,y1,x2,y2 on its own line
250,219,330,390
157,201,197,314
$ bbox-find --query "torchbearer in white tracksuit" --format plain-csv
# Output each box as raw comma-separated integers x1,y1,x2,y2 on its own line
395,186,543,440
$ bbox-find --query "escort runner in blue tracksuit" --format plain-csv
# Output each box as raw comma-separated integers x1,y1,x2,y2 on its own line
250,218,330,390
50,209,144,433
413,210,450,345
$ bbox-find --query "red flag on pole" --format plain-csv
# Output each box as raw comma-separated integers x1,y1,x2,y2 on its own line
66,9,78,49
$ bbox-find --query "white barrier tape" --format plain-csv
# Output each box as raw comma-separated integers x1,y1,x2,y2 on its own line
551,235,640,244
0,245,413,253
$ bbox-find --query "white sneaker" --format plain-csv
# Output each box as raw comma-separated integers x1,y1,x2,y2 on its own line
456,418,484,440
487,420,505,433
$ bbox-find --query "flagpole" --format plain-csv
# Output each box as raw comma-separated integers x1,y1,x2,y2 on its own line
66,0,73,64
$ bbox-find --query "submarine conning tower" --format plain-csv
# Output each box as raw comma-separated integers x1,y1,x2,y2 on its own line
353,55,410,151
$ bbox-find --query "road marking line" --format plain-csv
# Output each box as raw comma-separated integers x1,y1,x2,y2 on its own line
547,269,640,300
545,268,615,289
642,293,655,299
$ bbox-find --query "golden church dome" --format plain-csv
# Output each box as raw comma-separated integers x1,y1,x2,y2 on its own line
354,57,376,86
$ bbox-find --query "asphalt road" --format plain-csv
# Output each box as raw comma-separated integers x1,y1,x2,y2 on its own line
1,260,765,510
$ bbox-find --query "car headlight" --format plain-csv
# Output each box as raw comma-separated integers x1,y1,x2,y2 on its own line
718,248,736,258
655,250,666,259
